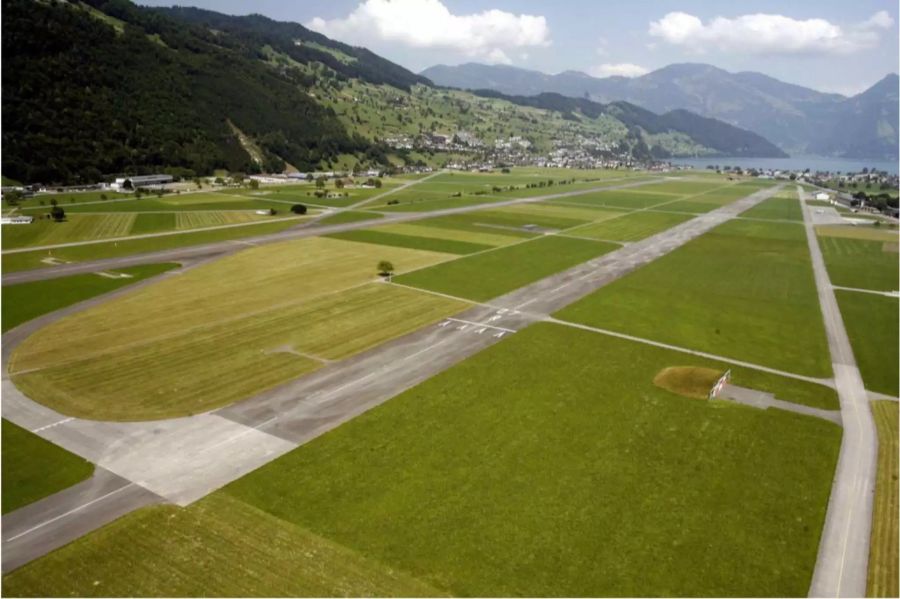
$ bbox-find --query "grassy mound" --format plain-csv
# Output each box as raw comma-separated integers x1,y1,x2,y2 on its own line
653,366,724,399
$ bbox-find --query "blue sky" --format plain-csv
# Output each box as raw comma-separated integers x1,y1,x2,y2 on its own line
140,0,899,95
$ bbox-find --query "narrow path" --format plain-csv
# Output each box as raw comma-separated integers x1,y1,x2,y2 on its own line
802,186,878,598
348,170,446,209
832,285,899,298
1,183,785,572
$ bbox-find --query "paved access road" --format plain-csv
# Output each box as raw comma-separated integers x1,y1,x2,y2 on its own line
801,186,878,598
1,184,784,574
1,175,656,285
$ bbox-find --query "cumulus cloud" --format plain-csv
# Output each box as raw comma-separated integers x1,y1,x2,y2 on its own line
648,11,894,55
588,63,649,78
307,0,550,63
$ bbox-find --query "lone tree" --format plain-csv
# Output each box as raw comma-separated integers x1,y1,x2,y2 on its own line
290,204,307,215
377,260,394,278
50,205,65,222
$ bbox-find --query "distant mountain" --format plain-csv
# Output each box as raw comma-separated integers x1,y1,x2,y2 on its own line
470,90,786,158
422,63,899,159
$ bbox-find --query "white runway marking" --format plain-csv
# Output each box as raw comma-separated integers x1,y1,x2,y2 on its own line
31,417,73,433
446,317,515,333
6,483,135,542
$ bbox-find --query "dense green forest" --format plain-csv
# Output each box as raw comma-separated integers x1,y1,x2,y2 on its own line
2,0,369,183
469,91,787,158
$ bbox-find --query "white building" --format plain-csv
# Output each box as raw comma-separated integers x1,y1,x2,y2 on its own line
1,215,34,224
814,192,830,201
111,174,174,191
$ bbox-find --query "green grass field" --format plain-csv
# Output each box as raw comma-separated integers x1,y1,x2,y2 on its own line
220,323,840,597
570,210,693,241
2,219,302,273
373,223,527,248
835,291,899,396
2,263,177,333
395,236,617,301
2,214,136,249
818,234,899,292
740,191,803,221
129,213,176,234
326,229,493,255
2,419,94,514
2,494,441,597
868,400,899,598
554,190,678,210
11,238,465,420
316,210,383,225
557,219,832,378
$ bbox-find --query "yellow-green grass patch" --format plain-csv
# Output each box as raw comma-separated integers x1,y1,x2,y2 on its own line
819,236,899,292
815,225,899,242
653,366,724,399
174,211,272,230
868,401,898,598
2,494,443,597
491,202,626,223
11,238,463,420
571,211,693,241
2,214,136,249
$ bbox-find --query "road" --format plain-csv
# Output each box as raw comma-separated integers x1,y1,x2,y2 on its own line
2,175,660,285
801,186,877,598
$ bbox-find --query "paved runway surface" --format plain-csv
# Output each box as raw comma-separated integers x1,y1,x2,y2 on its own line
802,187,878,598
1,183,783,573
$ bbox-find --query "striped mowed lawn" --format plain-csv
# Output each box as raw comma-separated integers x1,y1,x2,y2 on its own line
11,237,465,420
174,211,272,230
2,214,135,249
868,401,898,598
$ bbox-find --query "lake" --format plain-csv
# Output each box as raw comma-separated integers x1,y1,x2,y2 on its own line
671,155,899,175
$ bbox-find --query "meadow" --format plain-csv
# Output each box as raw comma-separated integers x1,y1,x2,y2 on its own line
395,236,618,302
835,291,899,396
818,231,899,292
557,218,832,378
11,238,465,420
2,324,840,597
2,419,94,514
2,263,177,332
569,210,692,241
868,401,899,599
740,189,803,221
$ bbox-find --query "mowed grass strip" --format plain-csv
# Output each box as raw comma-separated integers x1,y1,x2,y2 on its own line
174,211,270,230
836,291,899,396
819,235,899,292
571,210,693,241
2,494,442,597
224,323,841,597
2,419,94,514
868,401,899,598
2,219,302,273
12,238,464,420
2,263,178,333
316,210,383,225
2,214,136,249
741,191,803,221
396,236,618,302
555,190,676,210
558,219,832,377
374,223,523,247
327,230,492,255
129,212,176,235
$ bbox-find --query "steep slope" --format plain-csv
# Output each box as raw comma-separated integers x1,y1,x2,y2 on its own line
1,0,367,183
423,62,898,159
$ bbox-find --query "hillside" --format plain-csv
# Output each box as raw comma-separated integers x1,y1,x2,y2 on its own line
423,62,899,159
2,0,788,185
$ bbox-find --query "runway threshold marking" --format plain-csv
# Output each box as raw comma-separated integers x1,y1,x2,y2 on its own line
6,483,135,542
445,317,515,333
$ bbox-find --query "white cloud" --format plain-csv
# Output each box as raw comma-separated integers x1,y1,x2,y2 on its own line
307,0,550,63
588,63,650,78
648,11,894,55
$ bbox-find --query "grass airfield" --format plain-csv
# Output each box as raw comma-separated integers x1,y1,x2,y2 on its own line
4,170,896,597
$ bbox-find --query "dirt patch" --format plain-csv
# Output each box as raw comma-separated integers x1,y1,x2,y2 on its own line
653,366,724,400
882,241,898,253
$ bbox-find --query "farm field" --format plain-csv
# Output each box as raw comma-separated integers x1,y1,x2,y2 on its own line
557,219,832,378
2,263,178,332
2,219,302,273
835,291,899,396
868,401,899,599
569,210,692,241
220,323,840,597
2,419,93,514
818,230,899,292
10,238,464,420
395,235,618,301
2,494,441,597
739,190,803,221
3,324,840,597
